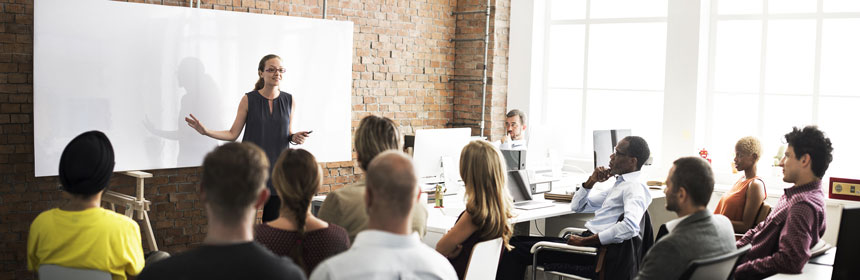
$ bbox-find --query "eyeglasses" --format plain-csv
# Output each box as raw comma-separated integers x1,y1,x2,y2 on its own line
613,149,630,157
264,68,286,74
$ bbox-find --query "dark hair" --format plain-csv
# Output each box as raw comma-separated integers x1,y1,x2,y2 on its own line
506,109,526,125
271,148,320,274
623,136,650,170
355,115,401,171
670,157,714,207
254,54,281,91
200,142,269,225
785,126,833,178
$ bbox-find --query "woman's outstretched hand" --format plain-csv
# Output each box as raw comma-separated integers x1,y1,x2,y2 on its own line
291,131,311,144
185,114,207,136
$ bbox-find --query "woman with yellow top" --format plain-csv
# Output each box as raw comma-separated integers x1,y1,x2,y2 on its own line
714,136,767,233
435,140,514,279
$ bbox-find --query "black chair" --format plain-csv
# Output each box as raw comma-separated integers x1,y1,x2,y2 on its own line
531,211,654,280
678,245,751,280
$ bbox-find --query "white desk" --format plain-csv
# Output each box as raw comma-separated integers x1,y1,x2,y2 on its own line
423,188,668,248
765,263,833,279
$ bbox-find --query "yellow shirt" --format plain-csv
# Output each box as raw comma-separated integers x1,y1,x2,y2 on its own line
27,207,145,280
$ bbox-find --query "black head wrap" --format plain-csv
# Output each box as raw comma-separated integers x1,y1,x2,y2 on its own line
58,131,115,195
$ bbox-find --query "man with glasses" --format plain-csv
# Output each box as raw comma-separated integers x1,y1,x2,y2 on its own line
499,136,653,279
500,109,527,150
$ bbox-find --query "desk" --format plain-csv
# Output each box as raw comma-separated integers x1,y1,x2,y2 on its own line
765,263,833,279
423,188,669,248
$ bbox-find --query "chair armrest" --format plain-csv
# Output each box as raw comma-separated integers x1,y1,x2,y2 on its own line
530,241,598,255
557,227,589,238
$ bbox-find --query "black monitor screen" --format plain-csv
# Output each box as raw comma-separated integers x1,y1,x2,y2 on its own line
833,206,860,280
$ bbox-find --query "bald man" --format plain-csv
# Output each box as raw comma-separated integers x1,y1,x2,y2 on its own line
310,151,457,280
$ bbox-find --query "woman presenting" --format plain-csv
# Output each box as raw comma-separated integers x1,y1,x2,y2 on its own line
185,54,311,222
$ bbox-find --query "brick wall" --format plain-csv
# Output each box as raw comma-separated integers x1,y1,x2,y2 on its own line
450,0,509,140
0,0,510,278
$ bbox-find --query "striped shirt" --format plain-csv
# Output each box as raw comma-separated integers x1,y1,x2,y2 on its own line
735,180,826,279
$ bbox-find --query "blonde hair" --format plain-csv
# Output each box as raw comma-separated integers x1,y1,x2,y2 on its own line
735,136,762,162
459,140,513,250
271,148,320,274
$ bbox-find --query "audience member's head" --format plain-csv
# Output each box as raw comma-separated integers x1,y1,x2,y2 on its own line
610,136,650,174
270,148,320,273
782,126,833,182
459,140,513,249
59,131,115,198
505,109,527,140
365,151,418,225
665,157,714,213
735,136,762,172
355,115,401,171
200,142,270,226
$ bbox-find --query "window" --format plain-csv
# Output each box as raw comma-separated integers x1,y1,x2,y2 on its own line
704,0,860,183
542,0,668,159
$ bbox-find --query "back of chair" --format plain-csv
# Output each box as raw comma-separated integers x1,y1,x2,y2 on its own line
752,202,772,227
464,237,504,280
38,264,112,280
678,245,752,280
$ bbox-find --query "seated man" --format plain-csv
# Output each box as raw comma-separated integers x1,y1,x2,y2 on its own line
317,115,427,243
27,131,145,280
310,151,457,280
138,143,305,280
500,109,527,150
635,157,736,280
500,136,653,280
734,126,832,279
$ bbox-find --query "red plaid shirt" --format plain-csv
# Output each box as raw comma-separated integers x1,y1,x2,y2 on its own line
735,180,826,279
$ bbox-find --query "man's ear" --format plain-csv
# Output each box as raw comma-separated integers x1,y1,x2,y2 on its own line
800,153,812,168
677,185,688,203
254,188,271,210
364,187,374,214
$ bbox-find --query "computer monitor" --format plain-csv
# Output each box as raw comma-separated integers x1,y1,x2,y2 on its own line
412,128,471,184
832,206,860,280
593,129,631,169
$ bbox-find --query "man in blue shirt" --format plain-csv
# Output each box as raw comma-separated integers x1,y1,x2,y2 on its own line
499,136,652,280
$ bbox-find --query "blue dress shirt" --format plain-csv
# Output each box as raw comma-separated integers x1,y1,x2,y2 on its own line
569,171,652,245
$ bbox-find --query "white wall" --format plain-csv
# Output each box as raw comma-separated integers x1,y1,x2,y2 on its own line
34,0,353,176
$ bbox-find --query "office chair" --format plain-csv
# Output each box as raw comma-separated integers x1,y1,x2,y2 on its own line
677,245,751,280
464,237,505,280
38,264,111,280
531,211,653,280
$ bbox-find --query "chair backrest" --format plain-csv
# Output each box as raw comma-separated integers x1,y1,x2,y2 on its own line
38,264,112,280
678,245,752,280
463,237,504,280
752,201,772,227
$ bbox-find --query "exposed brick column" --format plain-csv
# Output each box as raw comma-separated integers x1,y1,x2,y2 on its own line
450,0,510,140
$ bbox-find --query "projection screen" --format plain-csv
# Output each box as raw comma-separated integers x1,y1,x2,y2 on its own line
34,0,353,176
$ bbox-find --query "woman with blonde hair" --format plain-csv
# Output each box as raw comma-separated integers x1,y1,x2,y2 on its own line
254,148,349,276
714,136,767,233
436,140,513,279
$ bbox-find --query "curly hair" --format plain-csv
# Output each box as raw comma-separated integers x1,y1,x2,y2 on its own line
785,126,834,178
735,136,762,161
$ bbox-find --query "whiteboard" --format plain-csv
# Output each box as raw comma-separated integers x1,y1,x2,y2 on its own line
34,0,353,177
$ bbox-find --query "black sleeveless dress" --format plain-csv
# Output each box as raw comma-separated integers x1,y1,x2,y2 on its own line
242,90,291,192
